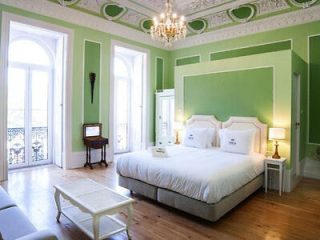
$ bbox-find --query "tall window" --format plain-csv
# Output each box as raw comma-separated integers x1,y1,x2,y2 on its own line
7,37,53,168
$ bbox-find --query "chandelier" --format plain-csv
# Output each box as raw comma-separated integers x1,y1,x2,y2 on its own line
150,0,187,47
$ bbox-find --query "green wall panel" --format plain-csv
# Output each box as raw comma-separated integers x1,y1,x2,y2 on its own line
156,57,164,90
176,55,200,66
184,68,273,125
84,40,100,123
309,35,320,144
210,40,291,61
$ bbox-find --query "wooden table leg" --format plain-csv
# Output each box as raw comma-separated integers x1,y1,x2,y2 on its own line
88,147,93,169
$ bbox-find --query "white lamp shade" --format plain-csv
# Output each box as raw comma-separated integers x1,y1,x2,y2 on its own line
174,121,183,130
269,128,285,140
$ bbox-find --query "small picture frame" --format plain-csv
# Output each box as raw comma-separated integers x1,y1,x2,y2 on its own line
83,123,102,138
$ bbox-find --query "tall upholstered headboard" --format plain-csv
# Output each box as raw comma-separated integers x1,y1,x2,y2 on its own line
185,115,222,146
222,117,268,154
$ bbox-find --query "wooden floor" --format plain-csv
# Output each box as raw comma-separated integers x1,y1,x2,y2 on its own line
1,164,320,240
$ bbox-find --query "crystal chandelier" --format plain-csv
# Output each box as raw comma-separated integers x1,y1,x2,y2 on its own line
150,0,187,47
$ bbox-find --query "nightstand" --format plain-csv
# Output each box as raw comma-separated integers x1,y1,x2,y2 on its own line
264,157,286,196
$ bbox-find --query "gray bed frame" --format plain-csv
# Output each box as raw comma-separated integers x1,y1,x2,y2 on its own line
119,174,263,222
118,116,267,221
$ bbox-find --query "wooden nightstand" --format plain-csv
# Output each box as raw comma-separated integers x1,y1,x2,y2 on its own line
264,157,286,196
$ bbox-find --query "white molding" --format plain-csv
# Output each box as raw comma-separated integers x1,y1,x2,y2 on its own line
0,12,10,181
69,149,112,169
0,0,164,49
307,34,320,145
174,5,320,49
1,1,320,50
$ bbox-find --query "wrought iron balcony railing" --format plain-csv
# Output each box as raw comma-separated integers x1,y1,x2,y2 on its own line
7,127,48,166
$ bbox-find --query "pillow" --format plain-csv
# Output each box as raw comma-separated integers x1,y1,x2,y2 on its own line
183,128,211,148
206,128,216,148
219,128,256,154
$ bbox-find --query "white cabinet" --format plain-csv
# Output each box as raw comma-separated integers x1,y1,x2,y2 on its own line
155,89,175,146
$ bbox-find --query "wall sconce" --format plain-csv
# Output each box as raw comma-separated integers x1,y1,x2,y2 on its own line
89,72,96,104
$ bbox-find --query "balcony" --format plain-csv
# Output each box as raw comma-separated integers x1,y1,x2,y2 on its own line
7,127,48,167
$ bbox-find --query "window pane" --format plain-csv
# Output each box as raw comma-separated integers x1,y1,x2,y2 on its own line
7,67,26,165
114,57,129,78
32,70,49,161
9,39,51,66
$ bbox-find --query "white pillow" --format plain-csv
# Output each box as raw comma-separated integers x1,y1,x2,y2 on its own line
219,128,256,154
206,128,216,148
183,128,211,148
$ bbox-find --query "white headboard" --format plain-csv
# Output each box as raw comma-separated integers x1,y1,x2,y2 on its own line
186,115,222,146
222,117,267,154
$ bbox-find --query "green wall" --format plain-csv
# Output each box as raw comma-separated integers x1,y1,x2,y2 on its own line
184,68,273,126
171,20,320,161
0,3,170,152
84,40,100,123
309,35,320,144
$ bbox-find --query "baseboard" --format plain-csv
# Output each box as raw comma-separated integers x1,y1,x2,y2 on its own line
304,158,320,180
67,148,112,169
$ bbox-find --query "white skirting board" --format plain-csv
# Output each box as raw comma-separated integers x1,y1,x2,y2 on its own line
303,158,320,180
67,149,112,169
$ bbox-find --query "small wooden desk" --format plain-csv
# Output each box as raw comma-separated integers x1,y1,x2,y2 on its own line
83,123,108,169
83,136,108,169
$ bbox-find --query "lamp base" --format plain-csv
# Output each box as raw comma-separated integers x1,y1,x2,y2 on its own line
272,141,281,159
175,131,180,145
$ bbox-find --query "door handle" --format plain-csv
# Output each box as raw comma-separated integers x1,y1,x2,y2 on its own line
295,122,300,127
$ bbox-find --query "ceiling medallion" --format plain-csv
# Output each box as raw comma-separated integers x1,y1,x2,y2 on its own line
150,0,187,47
287,0,318,8
102,2,127,21
228,4,256,23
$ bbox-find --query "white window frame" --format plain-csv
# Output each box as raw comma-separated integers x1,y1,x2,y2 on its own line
0,12,74,181
110,40,150,160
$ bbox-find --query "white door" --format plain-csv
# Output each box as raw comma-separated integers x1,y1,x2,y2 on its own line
293,73,301,176
7,38,53,169
7,65,52,168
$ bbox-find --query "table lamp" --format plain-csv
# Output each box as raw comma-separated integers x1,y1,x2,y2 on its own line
174,121,183,144
269,128,286,159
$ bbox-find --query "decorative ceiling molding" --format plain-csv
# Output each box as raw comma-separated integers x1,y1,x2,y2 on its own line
0,0,320,50
288,0,319,8
102,3,127,21
187,0,255,20
174,4,320,49
228,4,256,23
0,0,165,49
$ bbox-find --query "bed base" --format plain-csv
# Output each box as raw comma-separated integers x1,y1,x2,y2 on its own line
119,174,263,222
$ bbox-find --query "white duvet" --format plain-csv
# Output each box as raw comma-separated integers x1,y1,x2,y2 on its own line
116,146,265,204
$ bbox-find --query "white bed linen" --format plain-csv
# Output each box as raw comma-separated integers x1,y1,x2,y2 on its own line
116,146,265,204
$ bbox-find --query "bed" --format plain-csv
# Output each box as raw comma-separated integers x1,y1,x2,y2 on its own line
117,115,267,221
